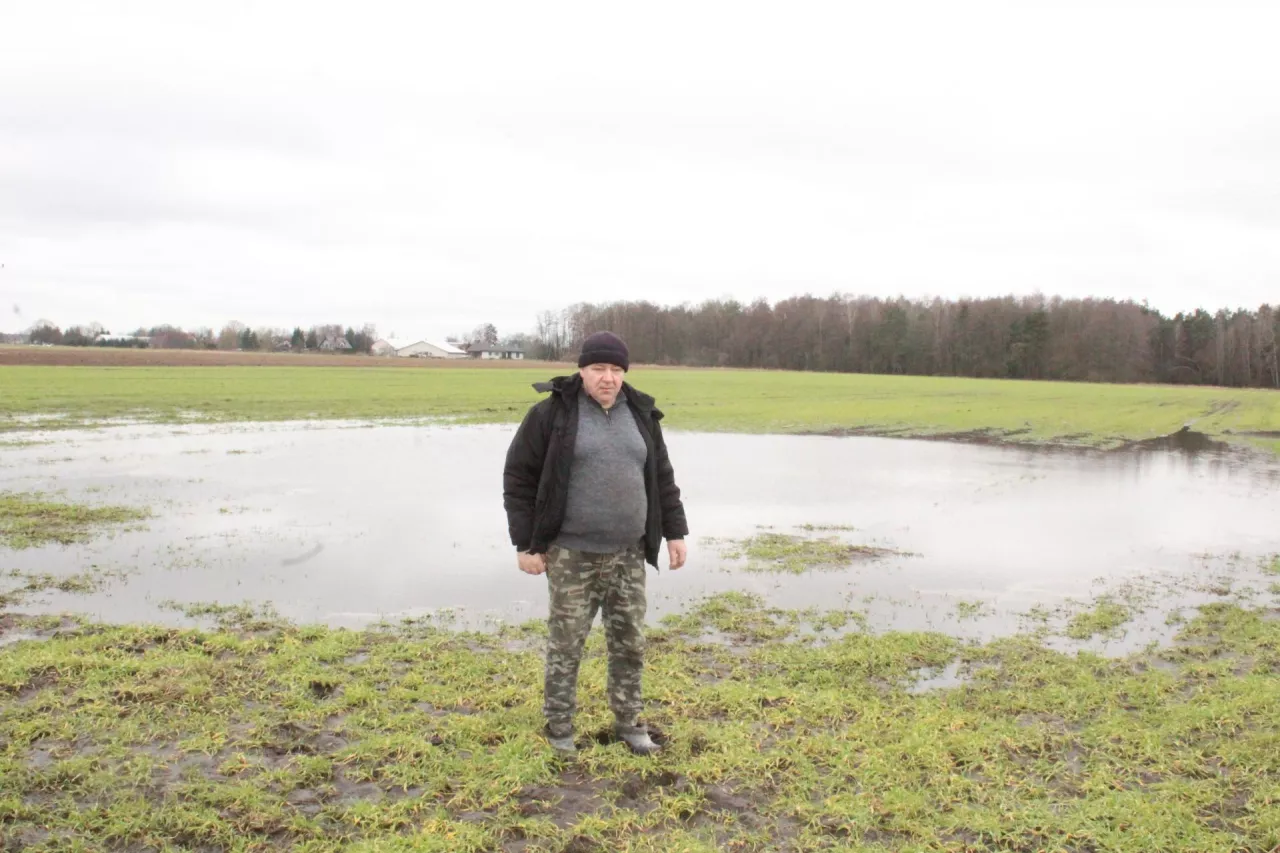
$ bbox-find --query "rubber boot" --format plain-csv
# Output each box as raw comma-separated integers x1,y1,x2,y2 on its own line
544,725,577,756
615,722,661,755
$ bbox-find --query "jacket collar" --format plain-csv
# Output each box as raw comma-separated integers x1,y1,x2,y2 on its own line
532,374,581,398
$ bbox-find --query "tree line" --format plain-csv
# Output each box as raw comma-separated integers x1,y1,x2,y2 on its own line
20,320,525,354
24,321,380,354
21,294,1280,388
530,296,1280,388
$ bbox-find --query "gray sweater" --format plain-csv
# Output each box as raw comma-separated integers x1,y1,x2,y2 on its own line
555,390,648,553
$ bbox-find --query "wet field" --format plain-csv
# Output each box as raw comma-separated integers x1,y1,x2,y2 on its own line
5,419,1280,852
4,421,1277,650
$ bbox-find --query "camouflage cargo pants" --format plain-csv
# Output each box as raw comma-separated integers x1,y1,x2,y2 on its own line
543,544,647,738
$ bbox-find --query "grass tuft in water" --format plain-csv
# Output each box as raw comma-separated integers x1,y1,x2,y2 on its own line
723,532,900,574
1,568,136,611
0,492,150,549
955,599,995,620
1065,596,1133,639
157,600,284,631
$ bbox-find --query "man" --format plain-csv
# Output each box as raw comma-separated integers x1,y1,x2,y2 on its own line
503,331,688,756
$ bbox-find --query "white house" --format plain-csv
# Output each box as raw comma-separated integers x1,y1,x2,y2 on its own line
371,338,468,359
466,345,525,360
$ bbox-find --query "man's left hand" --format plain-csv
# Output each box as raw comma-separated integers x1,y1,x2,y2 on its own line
667,539,687,571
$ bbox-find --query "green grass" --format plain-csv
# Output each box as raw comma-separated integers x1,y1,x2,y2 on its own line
1,593,1278,851
2,365,1278,449
719,532,899,575
1065,597,1134,640
3,364,1278,848
0,492,151,549
0,567,137,610
0,439,51,448
954,600,995,621
157,600,284,632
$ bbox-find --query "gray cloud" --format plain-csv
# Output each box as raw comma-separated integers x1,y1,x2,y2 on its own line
2,0,1279,339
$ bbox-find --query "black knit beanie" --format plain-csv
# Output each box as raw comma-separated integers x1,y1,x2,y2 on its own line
577,331,630,371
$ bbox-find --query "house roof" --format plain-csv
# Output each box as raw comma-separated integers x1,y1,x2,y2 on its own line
467,344,524,353
375,339,466,355
377,338,422,351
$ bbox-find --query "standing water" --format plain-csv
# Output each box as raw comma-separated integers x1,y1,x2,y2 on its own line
2,422,1277,647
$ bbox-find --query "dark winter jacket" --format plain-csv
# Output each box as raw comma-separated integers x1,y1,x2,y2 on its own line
503,374,688,568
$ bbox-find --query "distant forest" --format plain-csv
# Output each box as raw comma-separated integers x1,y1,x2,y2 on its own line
17,294,1280,388
529,296,1280,388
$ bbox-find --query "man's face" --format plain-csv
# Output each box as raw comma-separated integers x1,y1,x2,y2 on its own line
580,363,625,408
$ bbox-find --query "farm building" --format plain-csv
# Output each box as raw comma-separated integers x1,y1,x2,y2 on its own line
371,339,468,359
371,338,412,356
466,345,525,360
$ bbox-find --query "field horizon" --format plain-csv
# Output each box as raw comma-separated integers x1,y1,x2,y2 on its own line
1,358,1276,453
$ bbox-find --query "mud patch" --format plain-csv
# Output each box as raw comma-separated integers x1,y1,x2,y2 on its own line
1227,429,1280,439
1121,427,1236,454
516,771,610,827
811,425,1053,448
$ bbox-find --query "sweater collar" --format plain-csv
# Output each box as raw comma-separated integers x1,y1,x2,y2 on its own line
578,386,628,412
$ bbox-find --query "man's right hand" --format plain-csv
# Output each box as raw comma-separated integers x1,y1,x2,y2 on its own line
517,551,547,575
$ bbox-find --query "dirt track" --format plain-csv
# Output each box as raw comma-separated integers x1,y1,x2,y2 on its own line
0,345,568,369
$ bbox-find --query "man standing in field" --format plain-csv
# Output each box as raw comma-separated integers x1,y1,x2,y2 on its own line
503,331,688,756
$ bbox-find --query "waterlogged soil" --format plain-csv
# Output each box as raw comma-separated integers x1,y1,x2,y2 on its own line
2,595,1279,852
3,422,1280,851
2,421,1278,652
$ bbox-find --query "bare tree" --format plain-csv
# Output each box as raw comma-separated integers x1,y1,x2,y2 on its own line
218,321,246,351
469,323,499,347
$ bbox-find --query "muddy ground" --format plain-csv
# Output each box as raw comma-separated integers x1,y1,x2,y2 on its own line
2,592,1278,852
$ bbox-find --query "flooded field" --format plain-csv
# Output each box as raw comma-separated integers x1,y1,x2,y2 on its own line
5,420,1280,852
4,421,1277,650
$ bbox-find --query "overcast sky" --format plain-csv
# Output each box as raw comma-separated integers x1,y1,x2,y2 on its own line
2,1,1278,339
